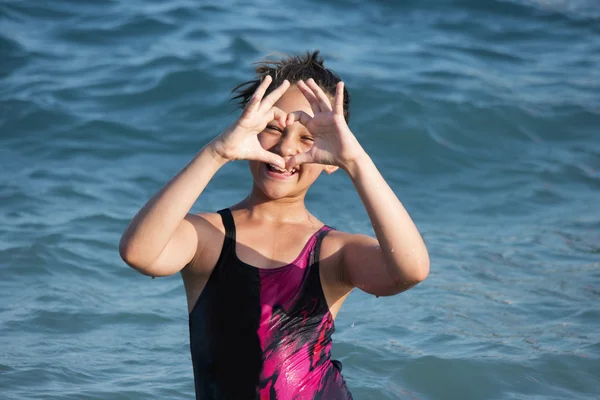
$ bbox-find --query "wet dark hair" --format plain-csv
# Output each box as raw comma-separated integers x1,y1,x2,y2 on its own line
231,50,350,122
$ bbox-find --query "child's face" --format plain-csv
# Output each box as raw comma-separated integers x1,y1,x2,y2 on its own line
249,84,333,200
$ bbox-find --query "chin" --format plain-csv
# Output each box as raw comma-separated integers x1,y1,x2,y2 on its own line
256,184,297,201
248,162,295,199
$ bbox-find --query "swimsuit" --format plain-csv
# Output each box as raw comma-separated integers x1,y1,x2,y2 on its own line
189,209,353,399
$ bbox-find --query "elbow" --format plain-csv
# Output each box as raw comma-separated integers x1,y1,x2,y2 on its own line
413,265,429,284
392,257,430,289
414,254,430,283
119,236,170,278
410,248,430,283
401,267,429,287
119,238,134,265
392,245,429,282
119,236,147,273
413,256,430,283
119,232,134,261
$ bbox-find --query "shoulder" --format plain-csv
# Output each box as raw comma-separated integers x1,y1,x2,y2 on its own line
318,229,369,306
181,211,227,276
319,229,372,280
188,211,225,231
183,211,227,245
320,228,379,285
321,229,378,257
319,229,346,279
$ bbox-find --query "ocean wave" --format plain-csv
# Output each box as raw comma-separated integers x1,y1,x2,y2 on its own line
58,15,177,46
1,1,599,399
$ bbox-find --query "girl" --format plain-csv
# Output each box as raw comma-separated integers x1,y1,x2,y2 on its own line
119,51,429,399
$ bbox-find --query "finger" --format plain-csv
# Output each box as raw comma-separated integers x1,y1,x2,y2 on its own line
258,79,290,114
285,110,313,128
297,80,321,115
258,150,286,170
286,151,314,170
306,78,333,112
241,94,261,119
252,75,273,105
334,81,344,116
270,106,287,127
242,76,273,117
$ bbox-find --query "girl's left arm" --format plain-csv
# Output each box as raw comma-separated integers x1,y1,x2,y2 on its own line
338,152,430,296
288,79,429,297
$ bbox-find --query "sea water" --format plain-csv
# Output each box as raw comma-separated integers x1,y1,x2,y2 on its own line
1,0,599,398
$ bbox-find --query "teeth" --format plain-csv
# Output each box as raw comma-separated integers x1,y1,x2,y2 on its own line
268,164,297,174
268,164,286,172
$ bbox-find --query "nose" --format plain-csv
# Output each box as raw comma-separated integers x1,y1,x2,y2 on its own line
273,131,300,158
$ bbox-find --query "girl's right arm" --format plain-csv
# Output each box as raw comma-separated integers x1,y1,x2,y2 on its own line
119,76,290,277
119,146,228,277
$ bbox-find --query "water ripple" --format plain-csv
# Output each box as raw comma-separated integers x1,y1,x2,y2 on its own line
2,0,599,398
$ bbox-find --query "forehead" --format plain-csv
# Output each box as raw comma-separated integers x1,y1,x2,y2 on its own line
272,85,314,116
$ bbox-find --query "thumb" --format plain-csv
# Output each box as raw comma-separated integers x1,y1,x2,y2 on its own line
286,151,314,170
258,150,286,170
270,106,287,128
286,110,313,128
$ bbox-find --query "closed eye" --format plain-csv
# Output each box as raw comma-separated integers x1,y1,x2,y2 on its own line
301,136,314,142
265,125,282,133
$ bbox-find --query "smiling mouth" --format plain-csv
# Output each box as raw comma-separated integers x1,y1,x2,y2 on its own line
265,163,298,176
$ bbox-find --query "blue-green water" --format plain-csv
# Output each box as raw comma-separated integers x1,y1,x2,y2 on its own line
1,0,599,398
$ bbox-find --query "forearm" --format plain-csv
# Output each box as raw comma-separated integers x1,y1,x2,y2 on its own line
345,152,430,283
119,143,228,265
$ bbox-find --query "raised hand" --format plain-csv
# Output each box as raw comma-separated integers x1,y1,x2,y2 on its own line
284,79,364,172
211,76,290,169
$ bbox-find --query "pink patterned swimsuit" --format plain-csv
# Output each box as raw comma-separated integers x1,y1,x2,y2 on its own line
189,209,353,399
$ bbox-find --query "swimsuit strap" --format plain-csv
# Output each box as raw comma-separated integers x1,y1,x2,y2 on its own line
310,225,333,267
217,208,236,242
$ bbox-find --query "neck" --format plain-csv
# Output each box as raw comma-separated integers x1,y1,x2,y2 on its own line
238,187,312,224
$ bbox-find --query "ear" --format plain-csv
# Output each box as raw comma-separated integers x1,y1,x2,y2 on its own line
324,165,339,175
